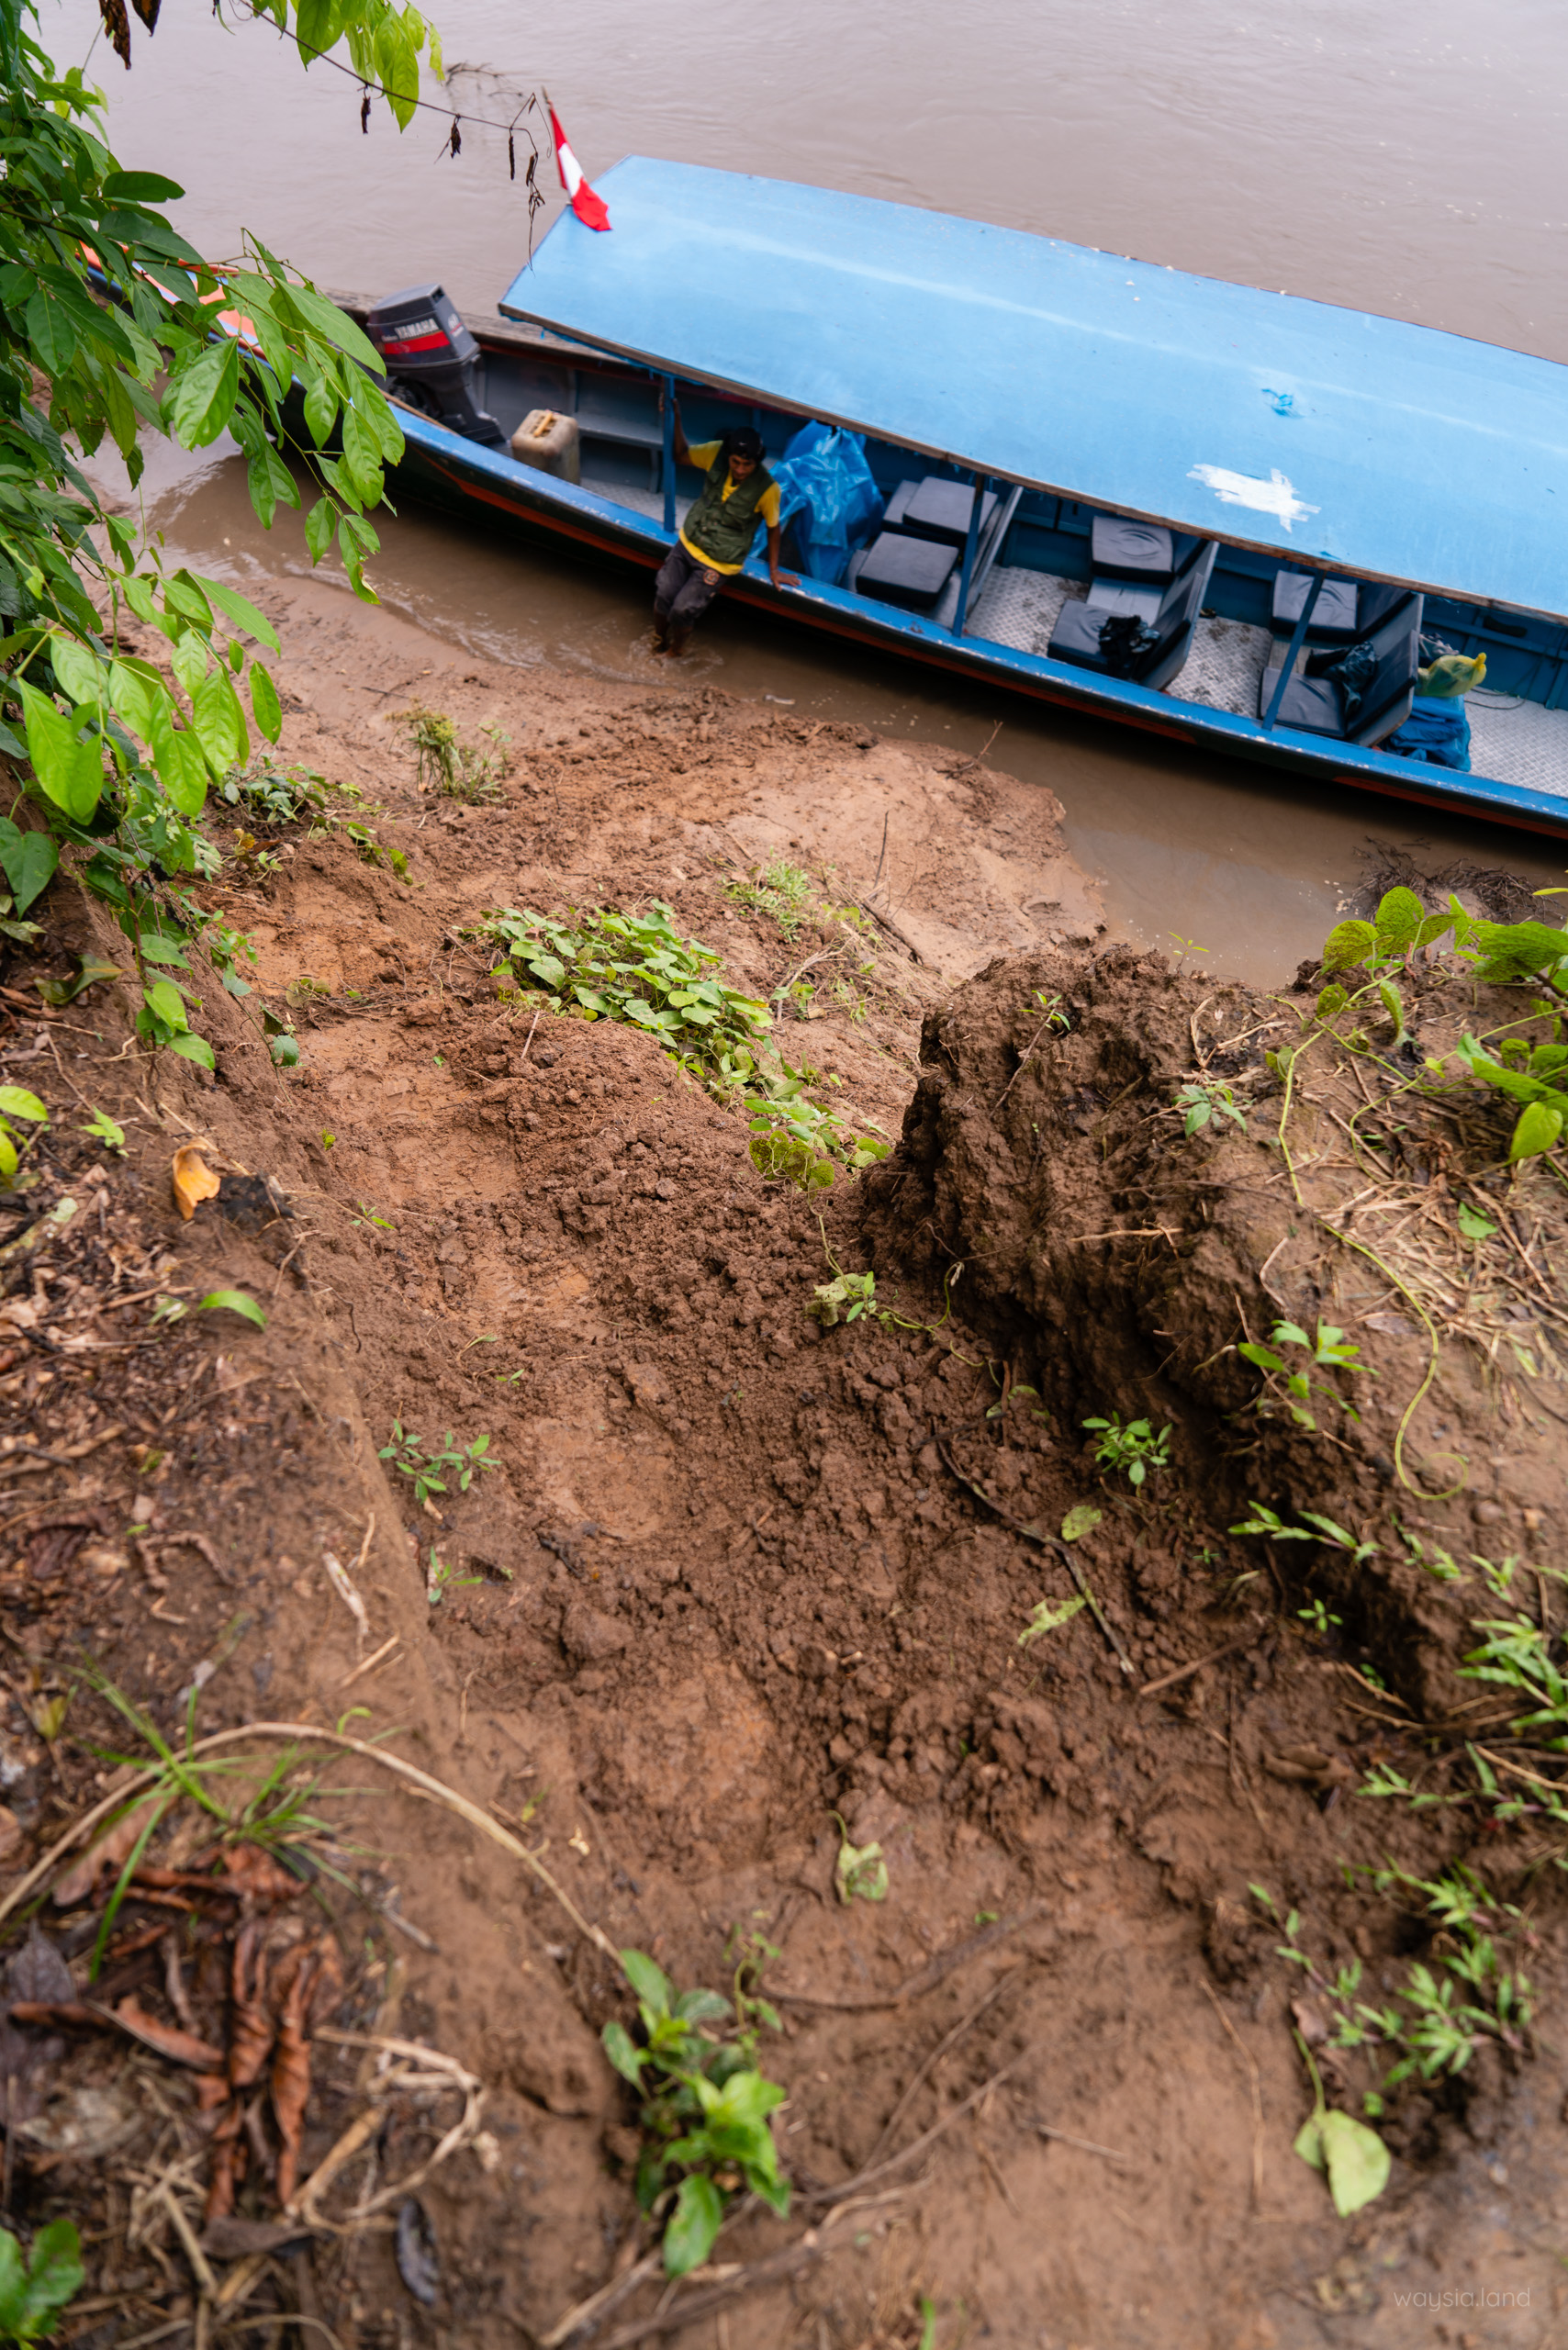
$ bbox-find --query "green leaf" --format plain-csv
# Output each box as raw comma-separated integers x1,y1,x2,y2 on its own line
49,632,106,705
663,2175,723,2278
149,700,209,818
1376,977,1407,1046
303,371,340,449
16,681,103,822
1457,1202,1496,1244
834,1824,889,1904
1470,918,1568,984
144,979,189,1033
0,1088,47,1125
1315,982,1349,1022
280,280,387,376
171,631,211,699
0,822,58,915
196,1289,266,1327
341,398,385,501
621,1949,674,2017
107,656,157,737
600,2020,644,2086
170,1033,217,1069
1317,2109,1390,2216
192,576,281,653
250,662,283,744
1322,919,1377,973
1373,885,1426,956
103,170,186,202
1060,1504,1103,1542
304,498,335,565
23,2218,85,2322
0,2232,27,2337
1018,1593,1087,1645
26,289,76,373
1294,2113,1326,2173
191,667,249,772
168,339,241,450
1509,1100,1563,1164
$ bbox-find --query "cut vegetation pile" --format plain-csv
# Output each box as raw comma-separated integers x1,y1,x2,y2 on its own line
1,623,1565,2348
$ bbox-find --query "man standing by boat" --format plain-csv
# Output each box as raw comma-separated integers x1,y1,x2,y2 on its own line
653,403,794,655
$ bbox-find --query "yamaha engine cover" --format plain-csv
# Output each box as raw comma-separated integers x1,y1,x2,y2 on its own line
364,283,506,448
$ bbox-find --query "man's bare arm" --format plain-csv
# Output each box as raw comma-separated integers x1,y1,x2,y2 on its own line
766,523,798,591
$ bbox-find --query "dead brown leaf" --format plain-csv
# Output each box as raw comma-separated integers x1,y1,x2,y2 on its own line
271,1951,315,2208
172,1141,221,1222
50,1795,166,1906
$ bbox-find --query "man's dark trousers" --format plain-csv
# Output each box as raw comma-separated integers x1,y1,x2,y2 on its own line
654,545,723,632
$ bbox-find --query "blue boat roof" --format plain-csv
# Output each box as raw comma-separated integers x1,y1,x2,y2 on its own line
501,159,1568,622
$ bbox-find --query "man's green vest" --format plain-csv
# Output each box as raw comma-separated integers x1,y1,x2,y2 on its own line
683,453,774,569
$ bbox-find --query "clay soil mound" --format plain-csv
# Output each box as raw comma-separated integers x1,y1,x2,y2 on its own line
3,621,1566,2350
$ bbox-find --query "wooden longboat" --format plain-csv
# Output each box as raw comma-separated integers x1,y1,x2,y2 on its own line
344,159,1568,838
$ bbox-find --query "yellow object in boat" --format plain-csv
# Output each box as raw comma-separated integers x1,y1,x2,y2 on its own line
1417,650,1486,699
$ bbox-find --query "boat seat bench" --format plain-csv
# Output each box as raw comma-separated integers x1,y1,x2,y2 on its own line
1260,592,1425,744
1047,540,1218,691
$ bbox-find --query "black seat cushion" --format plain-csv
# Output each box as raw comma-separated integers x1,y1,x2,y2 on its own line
882,480,916,531
854,531,958,610
882,476,998,549
1271,673,1348,736
1047,597,1116,673
1272,571,1359,638
1090,516,1174,580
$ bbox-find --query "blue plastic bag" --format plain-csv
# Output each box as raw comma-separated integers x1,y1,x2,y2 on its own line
1385,698,1472,772
771,421,883,586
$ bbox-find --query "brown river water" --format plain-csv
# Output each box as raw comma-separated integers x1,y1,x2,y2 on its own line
48,0,1568,979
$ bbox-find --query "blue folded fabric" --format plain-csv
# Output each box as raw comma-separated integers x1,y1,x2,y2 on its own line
1385,698,1473,771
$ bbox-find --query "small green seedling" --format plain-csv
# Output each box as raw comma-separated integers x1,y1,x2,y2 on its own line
808,1269,878,1326
600,1948,789,2277
1173,1078,1247,1137
196,1290,266,1329
1298,1598,1343,1639
78,1106,126,1153
1017,1593,1087,1646
986,1381,1047,1424
1457,1201,1497,1245
1083,1414,1170,1488
1230,1504,1377,1564
1238,1318,1372,1430
379,1424,497,1508
0,1087,48,1188
0,2218,84,2342
352,1202,394,1232
833,1814,889,1904
427,1551,482,1606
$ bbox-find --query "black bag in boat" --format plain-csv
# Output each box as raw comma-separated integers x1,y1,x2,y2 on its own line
1096,613,1161,678
1303,638,1378,721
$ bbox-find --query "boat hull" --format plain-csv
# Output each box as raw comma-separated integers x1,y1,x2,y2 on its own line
386,413,1568,843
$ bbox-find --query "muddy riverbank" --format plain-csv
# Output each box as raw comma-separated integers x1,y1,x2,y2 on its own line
4,608,1567,2349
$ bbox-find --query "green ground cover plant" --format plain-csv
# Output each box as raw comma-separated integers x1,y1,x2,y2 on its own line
1082,1412,1170,1488
601,1949,789,2277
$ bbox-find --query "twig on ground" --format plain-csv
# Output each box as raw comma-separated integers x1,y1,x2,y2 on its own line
932,1433,1135,1677
1139,1633,1258,1698
1032,2121,1134,2166
863,1972,1015,2168
1201,1981,1264,2208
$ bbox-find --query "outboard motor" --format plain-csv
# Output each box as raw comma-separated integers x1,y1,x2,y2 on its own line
364,283,505,448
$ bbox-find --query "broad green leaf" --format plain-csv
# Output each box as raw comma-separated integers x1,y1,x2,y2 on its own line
303,371,340,449
0,2232,27,2336
49,632,105,705
1318,2109,1390,2216
1294,2113,1325,2173
304,497,335,565
250,662,283,744
144,979,189,1033
1018,1593,1087,1644
122,576,163,631
1471,918,1568,985
341,398,385,502
102,170,185,202
196,1289,266,1327
168,339,241,449
191,667,249,772
148,700,208,818
0,1130,17,1184
171,1033,217,1069
707,2069,787,2130
23,2217,85,2319
0,822,57,915
284,279,387,375
163,574,215,632
138,935,188,967
247,440,301,529
26,289,76,373
1373,885,1425,956
1509,1100,1563,1164
1060,1504,1103,1541
620,1949,674,2017
1316,982,1349,1021
1322,919,1376,973
108,657,157,737
834,1828,889,1905
17,682,103,822
171,631,211,699
193,575,281,652
1376,978,1407,1045
0,1089,48,1124
663,2175,723,2278
600,2020,644,2086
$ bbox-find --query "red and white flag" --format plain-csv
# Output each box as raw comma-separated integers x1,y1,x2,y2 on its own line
548,103,611,233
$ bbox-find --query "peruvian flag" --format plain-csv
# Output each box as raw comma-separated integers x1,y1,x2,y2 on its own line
548,102,611,233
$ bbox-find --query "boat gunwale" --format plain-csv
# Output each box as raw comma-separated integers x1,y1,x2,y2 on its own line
383,400,1568,842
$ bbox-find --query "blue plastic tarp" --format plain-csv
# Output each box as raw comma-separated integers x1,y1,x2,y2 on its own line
1385,699,1473,770
770,421,883,585
502,160,1568,621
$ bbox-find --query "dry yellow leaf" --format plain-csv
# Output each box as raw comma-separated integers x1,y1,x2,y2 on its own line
171,1141,220,1222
